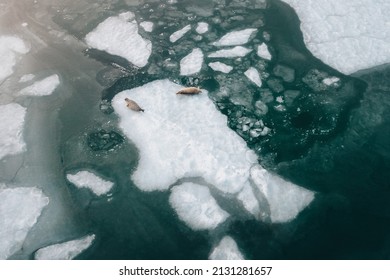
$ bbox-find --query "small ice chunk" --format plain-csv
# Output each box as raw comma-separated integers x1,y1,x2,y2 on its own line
0,185,49,259
257,43,271,60
169,183,229,231
212,28,257,46
276,96,284,103
0,103,26,160
208,62,233,73
85,12,152,68
66,170,114,196
180,48,203,76
19,74,60,96
21,22,28,27
195,22,209,34
208,46,252,58
322,77,340,86
140,21,153,32
19,74,35,83
209,236,244,260
34,234,95,260
244,67,262,87
169,24,191,43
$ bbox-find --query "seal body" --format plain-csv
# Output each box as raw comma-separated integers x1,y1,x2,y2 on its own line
125,98,144,112
176,87,202,95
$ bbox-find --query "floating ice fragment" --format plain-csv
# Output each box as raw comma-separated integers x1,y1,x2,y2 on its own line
212,28,257,46
19,74,35,83
195,22,209,34
208,46,252,58
140,21,153,32
180,48,204,76
244,67,262,87
209,236,244,260
257,43,271,60
19,74,60,96
169,183,229,231
169,25,191,43
322,77,340,86
208,62,233,73
85,12,151,68
34,234,95,260
66,170,114,196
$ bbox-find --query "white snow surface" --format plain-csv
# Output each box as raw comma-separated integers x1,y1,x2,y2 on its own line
209,236,244,260
244,67,262,87
257,43,272,60
66,170,113,196
169,24,191,43
0,103,27,160
19,74,60,96
34,234,95,260
208,62,233,73
212,28,257,46
0,36,30,83
208,46,252,58
0,185,49,259
19,74,35,83
85,12,152,68
140,21,153,32
281,0,390,74
180,48,204,75
169,183,229,230
196,22,209,34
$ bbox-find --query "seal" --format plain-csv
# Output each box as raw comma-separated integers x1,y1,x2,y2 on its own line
176,87,202,95
125,98,144,112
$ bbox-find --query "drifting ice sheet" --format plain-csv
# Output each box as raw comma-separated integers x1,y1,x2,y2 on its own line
212,28,257,46
0,185,49,259
34,234,95,260
244,67,262,87
19,74,60,96
169,183,229,230
257,43,272,60
85,12,152,68
196,22,209,34
208,62,233,73
66,170,113,196
140,21,153,32
180,48,204,75
208,46,252,58
169,25,191,43
209,236,244,260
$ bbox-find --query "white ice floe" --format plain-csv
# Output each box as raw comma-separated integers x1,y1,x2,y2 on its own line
66,170,113,196
281,0,390,74
208,62,233,73
209,236,244,260
34,234,95,260
0,185,49,259
85,12,151,68
208,46,252,58
112,79,257,193
169,24,191,43
250,165,315,223
212,28,257,46
19,74,35,83
180,48,204,76
244,67,262,87
19,74,60,96
140,21,153,32
169,183,229,230
196,22,209,34
257,43,272,60
0,36,30,83
237,182,262,219
322,76,340,86
0,103,27,160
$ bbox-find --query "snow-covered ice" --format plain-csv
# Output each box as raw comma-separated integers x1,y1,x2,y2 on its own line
0,185,49,259
257,43,272,60
19,74,60,96
281,0,390,74
19,74,35,83
209,236,244,260
208,46,252,58
244,67,262,87
66,170,114,196
85,12,152,68
140,21,153,32
208,62,233,73
34,234,95,260
169,25,191,43
212,28,257,46
0,103,27,160
0,36,30,83
195,22,209,34
322,76,340,86
180,48,204,76
169,183,229,230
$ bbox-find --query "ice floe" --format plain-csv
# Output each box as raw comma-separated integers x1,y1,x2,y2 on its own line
0,103,27,160
209,236,244,260
195,22,209,34
85,12,151,68
0,185,49,259
212,28,257,46
180,48,204,76
208,62,233,73
169,183,229,231
208,46,252,58
322,76,340,86
281,0,390,74
257,43,271,60
34,234,95,260
19,74,60,96
140,21,153,32
0,36,30,83
19,74,35,83
244,67,262,87
169,24,191,43
66,170,113,196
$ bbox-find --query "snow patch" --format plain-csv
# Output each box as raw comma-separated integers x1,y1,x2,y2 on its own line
66,170,114,196
208,46,252,58
208,62,233,73
19,74,60,96
180,48,204,76
209,236,244,260
244,67,262,87
169,25,191,43
212,28,257,46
